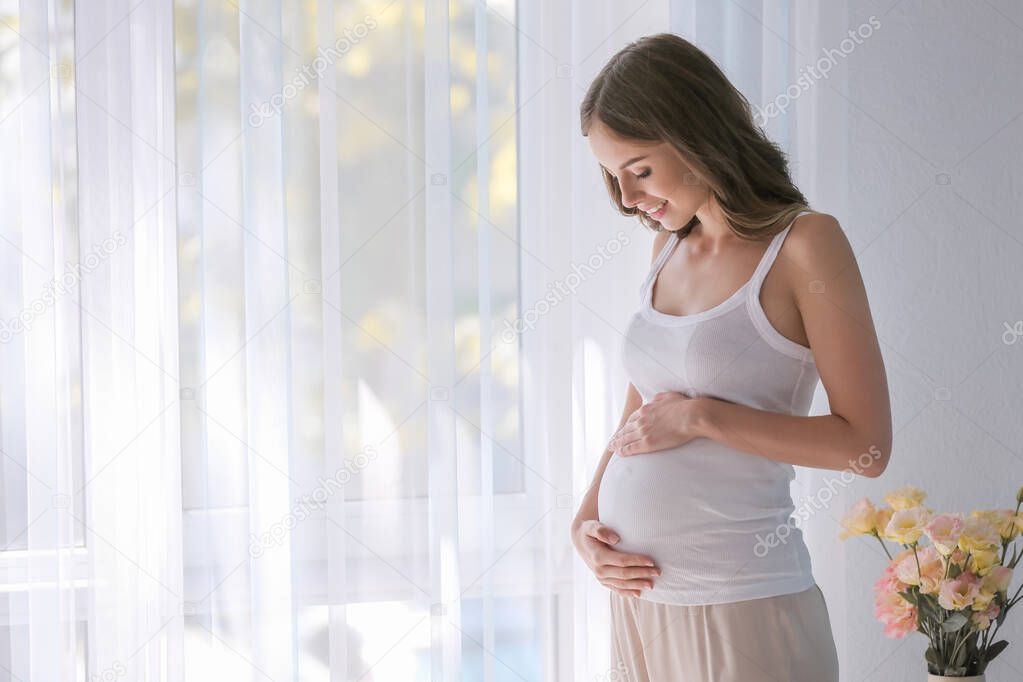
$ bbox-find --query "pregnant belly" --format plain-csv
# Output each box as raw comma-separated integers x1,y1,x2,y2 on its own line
596,439,794,558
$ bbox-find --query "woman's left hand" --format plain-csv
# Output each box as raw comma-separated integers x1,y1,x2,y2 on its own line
608,392,708,457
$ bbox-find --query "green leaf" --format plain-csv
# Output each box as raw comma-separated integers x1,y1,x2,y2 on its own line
924,646,939,666
985,640,1009,662
941,613,969,633
918,595,938,621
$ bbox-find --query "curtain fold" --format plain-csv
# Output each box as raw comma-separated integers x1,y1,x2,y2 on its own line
5,1,79,680
75,0,185,679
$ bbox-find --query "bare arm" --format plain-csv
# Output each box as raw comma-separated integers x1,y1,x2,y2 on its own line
696,213,892,477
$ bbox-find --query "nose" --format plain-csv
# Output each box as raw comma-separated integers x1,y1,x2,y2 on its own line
619,177,642,209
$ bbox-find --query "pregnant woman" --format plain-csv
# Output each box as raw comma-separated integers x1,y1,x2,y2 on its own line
570,34,892,681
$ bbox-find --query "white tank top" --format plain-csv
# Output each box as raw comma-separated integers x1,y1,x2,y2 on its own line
597,211,819,606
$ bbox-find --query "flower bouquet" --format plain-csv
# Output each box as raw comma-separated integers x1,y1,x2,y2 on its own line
839,485,1023,679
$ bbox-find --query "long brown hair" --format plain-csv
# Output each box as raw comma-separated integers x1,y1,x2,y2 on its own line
580,33,810,240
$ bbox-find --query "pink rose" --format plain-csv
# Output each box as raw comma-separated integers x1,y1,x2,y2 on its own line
925,514,964,555
874,549,913,594
971,603,1001,631
874,589,918,638
916,546,946,594
938,572,982,611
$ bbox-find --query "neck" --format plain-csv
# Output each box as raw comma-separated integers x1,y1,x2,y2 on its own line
690,200,737,251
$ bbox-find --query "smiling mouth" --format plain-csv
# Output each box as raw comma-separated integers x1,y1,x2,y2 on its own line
642,199,667,216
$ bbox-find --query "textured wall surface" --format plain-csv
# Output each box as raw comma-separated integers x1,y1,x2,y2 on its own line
831,1,1023,679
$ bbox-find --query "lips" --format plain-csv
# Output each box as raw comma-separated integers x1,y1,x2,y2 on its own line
641,199,667,215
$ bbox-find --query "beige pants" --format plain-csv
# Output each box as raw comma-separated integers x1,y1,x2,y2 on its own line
609,584,839,682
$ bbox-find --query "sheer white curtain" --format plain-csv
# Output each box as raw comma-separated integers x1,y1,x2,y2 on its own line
2,0,184,680
0,0,858,680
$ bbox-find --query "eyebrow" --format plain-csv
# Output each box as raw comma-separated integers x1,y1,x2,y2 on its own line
601,155,648,173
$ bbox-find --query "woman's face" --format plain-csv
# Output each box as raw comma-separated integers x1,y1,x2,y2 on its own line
586,118,707,231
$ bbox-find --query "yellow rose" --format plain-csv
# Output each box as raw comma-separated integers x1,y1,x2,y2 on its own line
971,566,1011,611
884,485,927,511
973,590,995,611
959,517,1001,554
873,507,895,540
885,507,932,545
971,509,1020,541
983,566,1013,593
839,498,878,540
969,548,1000,577
994,510,1019,540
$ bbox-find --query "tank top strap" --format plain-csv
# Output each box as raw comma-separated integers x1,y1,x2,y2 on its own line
639,230,681,300
748,210,813,292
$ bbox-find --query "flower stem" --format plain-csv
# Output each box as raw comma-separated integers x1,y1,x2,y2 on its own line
873,531,892,560
947,628,968,672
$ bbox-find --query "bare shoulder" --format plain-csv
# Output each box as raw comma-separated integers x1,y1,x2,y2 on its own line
778,211,857,284
775,210,892,473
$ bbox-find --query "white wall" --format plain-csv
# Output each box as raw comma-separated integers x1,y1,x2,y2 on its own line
793,2,1023,680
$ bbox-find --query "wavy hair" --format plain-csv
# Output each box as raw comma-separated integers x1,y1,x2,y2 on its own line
580,33,810,240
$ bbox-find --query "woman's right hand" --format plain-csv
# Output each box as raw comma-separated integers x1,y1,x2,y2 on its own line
571,519,660,598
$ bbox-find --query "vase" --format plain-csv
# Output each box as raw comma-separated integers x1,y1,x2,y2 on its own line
926,675,985,681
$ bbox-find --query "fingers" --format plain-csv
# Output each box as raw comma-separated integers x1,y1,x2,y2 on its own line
581,525,657,568
611,423,636,441
615,435,645,456
583,520,620,546
596,563,661,582
609,430,638,456
578,523,661,596
595,545,657,568
601,577,654,594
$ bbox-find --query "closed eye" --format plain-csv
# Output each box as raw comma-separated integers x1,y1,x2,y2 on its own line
600,165,651,180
